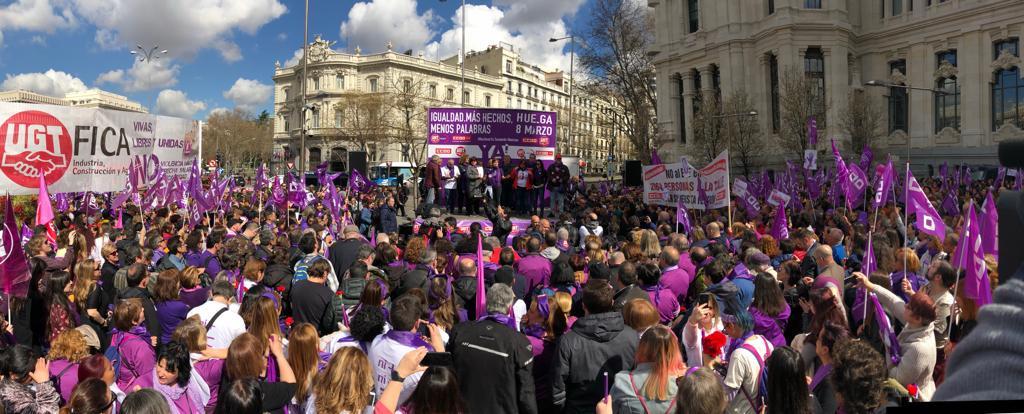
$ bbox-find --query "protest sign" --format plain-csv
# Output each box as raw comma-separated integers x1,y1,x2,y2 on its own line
0,103,201,195
643,150,730,210
426,108,556,163
767,189,792,208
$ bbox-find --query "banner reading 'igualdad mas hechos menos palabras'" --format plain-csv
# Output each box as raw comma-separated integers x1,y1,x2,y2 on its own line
0,102,201,195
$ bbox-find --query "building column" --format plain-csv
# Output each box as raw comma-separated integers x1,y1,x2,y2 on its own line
907,43,931,149
959,30,985,147
669,74,683,144
682,71,696,153
699,65,716,95
824,46,850,142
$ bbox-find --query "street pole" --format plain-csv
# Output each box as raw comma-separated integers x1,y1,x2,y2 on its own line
461,0,466,108
550,35,574,154
299,0,310,177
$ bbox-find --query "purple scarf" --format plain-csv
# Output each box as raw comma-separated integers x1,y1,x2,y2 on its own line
809,364,832,390
480,313,517,330
384,330,434,350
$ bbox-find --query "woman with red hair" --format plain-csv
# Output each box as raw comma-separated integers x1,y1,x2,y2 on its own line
608,325,686,413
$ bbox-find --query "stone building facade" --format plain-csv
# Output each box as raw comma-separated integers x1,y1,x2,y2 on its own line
651,0,1023,169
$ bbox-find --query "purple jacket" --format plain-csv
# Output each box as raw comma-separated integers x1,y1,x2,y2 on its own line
660,266,694,303
113,328,155,391
155,300,190,344
49,359,79,402
516,254,552,291
642,284,680,324
194,358,224,412
750,303,791,347
678,254,696,281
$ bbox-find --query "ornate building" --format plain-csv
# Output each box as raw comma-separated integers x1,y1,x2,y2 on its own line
273,38,637,174
0,88,146,113
651,0,1023,169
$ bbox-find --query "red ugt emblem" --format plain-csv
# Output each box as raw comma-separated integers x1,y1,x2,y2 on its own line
0,111,72,188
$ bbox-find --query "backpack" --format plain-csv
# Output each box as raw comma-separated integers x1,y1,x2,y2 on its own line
739,339,771,412
199,254,217,287
104,332,145,383
293,256,316,283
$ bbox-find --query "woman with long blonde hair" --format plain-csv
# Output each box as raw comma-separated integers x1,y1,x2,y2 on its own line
287,323,323,407
307,347,375,414
610,325,686,413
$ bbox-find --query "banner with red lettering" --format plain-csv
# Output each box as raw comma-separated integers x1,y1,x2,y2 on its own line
642,150,730,210
0,102,202,195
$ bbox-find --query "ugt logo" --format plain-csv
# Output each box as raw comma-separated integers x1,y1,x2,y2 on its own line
0,110,72,188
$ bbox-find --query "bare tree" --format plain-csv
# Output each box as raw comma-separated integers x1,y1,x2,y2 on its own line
722,90,763,178
689,93,723,164
839,88,883,158
202,108,273,173
383,77,429,168
332,92,389,161
779,66,829,159
578,0,658,163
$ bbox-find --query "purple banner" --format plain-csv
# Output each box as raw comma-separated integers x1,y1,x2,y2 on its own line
427,108,557,164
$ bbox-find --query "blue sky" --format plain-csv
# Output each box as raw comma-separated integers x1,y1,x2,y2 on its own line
0,0,590,120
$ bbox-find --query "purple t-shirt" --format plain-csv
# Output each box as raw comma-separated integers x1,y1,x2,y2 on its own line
155,300,190,344
49,359,79,402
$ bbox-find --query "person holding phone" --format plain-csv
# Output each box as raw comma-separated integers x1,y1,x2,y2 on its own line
449,284,538,414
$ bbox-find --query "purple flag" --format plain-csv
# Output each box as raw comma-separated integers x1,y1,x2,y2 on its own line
872,160,895,210
676,199,692,235
476,234,486,319
845,164,869,209
2,195,32,297
650,149,663,165
859,145,873,171
1016,169,1023,191
770,205,789,240
869,292,903,366
20,224,32,247
953,204,991,307
831,139,850,206
348,169,376,194
862,234,877,275
981,191,998,257
939,162,948,181
994,167,1006,190
696,175,711,210
807,117,818,148
941,191,959,217
906,172,946,239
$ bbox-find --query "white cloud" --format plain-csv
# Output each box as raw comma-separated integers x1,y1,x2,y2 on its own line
1,69,88,97
492,0,585,30
95,58,179,92
71,0,287,62
207,107,231,118
339,0,436,55
223,78,272,111
283,48,304,67
30,35,46,45
155,89,205,118
424,4,574,74
277,32,287,41
0,0,77,33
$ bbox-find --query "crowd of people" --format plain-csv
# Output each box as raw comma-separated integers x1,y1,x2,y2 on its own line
0,158,1017,414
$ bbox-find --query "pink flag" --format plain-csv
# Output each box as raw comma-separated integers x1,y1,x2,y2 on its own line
2,194,32,297
35,175,56,246
675,198,692,235
114,209,123,229
807,117,818,148
981,191,998,257
952,204,991,307
905,172,946,239
476,234,486,319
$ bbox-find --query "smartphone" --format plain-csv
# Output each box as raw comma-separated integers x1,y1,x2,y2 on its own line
422,352,454,367
697,293,712,305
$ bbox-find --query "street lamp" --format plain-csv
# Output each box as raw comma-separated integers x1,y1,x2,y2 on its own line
549,35,575,156
129,45,168,62
440,0,466,107
712,111,758,119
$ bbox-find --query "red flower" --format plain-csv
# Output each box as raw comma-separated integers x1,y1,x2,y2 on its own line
284,317,294,326
336,290,345,296
907,384,918,397
276,285,285,293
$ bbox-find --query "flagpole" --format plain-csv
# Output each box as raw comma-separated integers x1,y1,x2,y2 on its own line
948,200,972,337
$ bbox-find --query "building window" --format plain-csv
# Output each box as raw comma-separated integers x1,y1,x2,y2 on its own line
334,109,343,128
676,75,686,143
283,115,290,132
769,53,780,133
687,0,699,33
480,66,487,74
336,75,344,89
804,48,826,114
692,69,703,115
369,78,378,93
935,51,959,132
805,0,822,8
768,0,775,14
517,98,522,108
881,0,885,18
463,91,470,104
312,76,320,90
507,81,513,91
993,39,1022,130
283,87,290,101
995,38,1019,59
429,84,437,98
507,97,512,107
485,95,492,107
402,79,411,92
518,83,523,94
447,88,455,101
312,109,320,129
506,60,512,73
892,0,901,15
888,60,909,133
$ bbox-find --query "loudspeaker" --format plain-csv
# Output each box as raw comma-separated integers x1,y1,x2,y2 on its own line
623,160,643,187
348,151,367,176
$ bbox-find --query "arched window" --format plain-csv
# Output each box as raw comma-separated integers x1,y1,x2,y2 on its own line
993,39,1022,130
888,60,908,133
934,50,959,132
308,147,322,166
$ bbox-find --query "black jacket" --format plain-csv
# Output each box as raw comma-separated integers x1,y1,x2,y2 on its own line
449,318,538,414
117,287,161,343
378,205,398,234
327,238,364,284
553,312,639,413
612,285,649,311
453,275,479,321
394,265,431,300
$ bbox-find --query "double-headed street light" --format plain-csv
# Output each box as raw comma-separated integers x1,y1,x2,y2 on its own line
549,35,575,152
130,45,168,62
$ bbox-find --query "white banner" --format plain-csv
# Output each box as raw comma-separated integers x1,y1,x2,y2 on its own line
803,149,817,170
643,150,730,210
0,103,201,195
767,189,792,208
